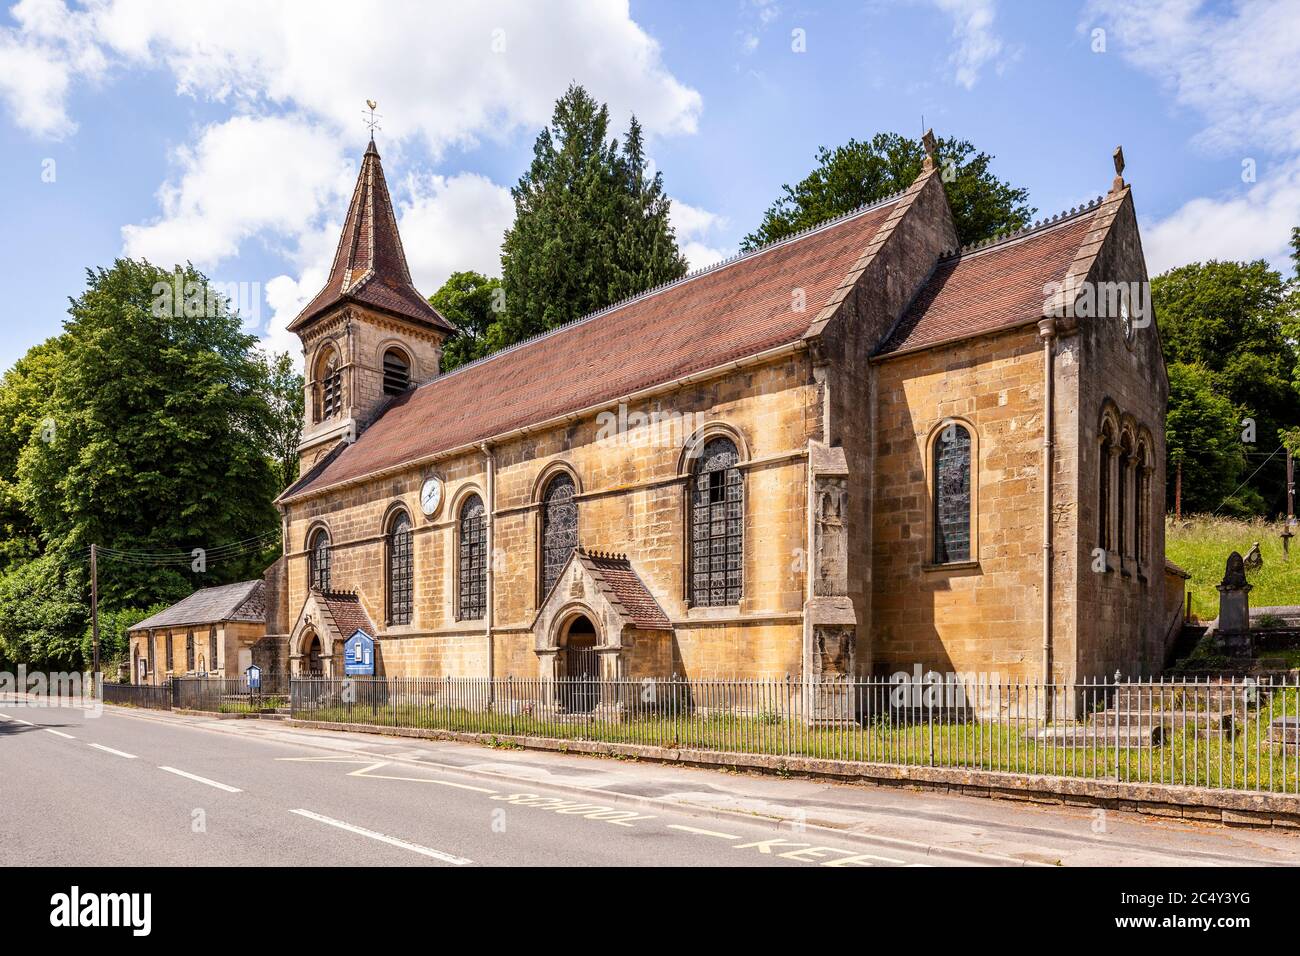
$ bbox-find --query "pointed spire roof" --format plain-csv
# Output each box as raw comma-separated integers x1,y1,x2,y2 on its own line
288,139,455,333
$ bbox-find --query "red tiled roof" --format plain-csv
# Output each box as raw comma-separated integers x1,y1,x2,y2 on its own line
319,590,374,638
875,207,1099,357
285,197,900,499
579,550,671,630
289,140,455,334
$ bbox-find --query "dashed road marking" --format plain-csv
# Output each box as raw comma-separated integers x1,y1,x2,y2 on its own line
89,743,137,759
0,714,34,726
667,824,741,839
289,808,471,865
159,766,242,792
44,729,75,739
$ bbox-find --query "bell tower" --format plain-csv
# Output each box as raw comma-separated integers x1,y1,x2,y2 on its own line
289,135,456,474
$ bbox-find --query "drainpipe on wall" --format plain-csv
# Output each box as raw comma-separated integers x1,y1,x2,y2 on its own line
1037,318,1057,706
480,443,496,693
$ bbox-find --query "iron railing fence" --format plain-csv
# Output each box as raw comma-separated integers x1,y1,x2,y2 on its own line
289,674,1300,795
101,681,172,710
172,676,289,713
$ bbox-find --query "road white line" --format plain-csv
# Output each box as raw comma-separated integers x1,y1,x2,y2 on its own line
44,729,75,739
348,763,497,793
289,808,471,865
667,824,742,840
89,743,137,759
159,766,242,792
0,713,34,726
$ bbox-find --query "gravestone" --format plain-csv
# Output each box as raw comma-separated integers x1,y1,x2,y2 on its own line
1216,551,1253,657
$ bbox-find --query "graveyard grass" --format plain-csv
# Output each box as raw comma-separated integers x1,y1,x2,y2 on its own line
1166,516,1300,620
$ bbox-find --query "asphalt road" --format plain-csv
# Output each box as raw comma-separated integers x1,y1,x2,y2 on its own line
0,699,950,868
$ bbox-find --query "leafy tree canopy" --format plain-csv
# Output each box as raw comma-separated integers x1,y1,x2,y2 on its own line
1153,259,1299,513
740,132,1034,251
499,84,687,345
1165,361,1259,516
16,259,281,609
431,271,505,372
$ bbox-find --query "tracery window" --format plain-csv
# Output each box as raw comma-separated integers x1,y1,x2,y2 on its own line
387,510,413,625
458,495,486,620
540,474,578,598
309,528,331,592
690,437,743,606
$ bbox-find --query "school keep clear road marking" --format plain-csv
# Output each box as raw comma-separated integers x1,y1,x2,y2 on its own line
667,824,741,839
159,766,242,792
289,808,471,865
348,761,497,793
44,728,75,739
89,743,137,759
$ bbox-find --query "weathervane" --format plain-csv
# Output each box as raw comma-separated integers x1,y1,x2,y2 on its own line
363,99,382,140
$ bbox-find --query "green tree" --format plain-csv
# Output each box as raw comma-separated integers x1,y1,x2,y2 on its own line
741,132,1034,251
0,553,86,670
500,84,688,344
16,260,280,608
1165,362,1257,516
79,602,169,677
1153,260,1299,513
0,337,65,574
260,349,304,491
431,271,505,371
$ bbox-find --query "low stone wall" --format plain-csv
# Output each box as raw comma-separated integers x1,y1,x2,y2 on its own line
288,717,1300,831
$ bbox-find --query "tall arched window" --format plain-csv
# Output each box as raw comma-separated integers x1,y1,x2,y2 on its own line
540,473,578,598
309,528,331,592
387,510,413,625
933,424,972,564
458,495,487,620
382,348,410,395
185,630,195,671
1135,439,1149,565
691,436,743,606
1098,426,1114,551
1118,432,1133,558
208,627,218,673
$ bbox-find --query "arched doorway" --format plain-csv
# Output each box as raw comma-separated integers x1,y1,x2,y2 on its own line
305,634,323,676
559,615,599,713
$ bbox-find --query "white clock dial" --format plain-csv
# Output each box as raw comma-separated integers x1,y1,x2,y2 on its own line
420,477,443,516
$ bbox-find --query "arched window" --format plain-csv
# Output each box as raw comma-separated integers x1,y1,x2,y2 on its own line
387,510,413,625
691,436,743,606
165,630,174,671
382,348,411,395
208,627,218,673
1135,440,1149,565
1118,432,1133,558
1098,426,1114,551
540,473,578,598
314,346,343,421
185,630,195,671
458,495,487,620
309,528,331,592
933,424,972,564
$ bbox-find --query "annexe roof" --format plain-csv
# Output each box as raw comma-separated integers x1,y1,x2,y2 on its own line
129,580,265,632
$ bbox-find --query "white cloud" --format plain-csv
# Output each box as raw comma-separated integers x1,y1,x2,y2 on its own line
0,0,106,138
930,0,1005,89
1143,158,1300,275
121,115,355,269
1087,0,1300,153
1,0,703,148
397,171,515,292
671,199,731,270
1086,1,1300,273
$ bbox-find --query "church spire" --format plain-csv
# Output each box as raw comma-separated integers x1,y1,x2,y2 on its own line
288,135,454,333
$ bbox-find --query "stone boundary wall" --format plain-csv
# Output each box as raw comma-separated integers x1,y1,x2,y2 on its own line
287,717,1300,831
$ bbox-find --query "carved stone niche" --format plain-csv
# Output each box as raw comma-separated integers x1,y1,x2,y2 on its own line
809,442,850,598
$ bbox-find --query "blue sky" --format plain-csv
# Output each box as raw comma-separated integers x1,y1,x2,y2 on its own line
1,0,1297,372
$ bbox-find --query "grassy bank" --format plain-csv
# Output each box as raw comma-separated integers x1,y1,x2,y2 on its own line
1166,516,1300,620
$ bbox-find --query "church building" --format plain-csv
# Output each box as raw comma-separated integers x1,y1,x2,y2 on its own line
173,132,1189,689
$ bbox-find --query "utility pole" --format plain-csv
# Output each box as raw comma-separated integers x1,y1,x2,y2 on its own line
90,543,100,675
1174,460,1182,521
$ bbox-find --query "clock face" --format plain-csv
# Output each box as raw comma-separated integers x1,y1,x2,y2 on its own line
420,477,443,516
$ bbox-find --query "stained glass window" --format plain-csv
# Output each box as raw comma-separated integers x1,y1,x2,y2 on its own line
541,474,577,598
387,510,413,625
309,529,331,592
934,425,972,564
458,495,487,620
691,437,743,606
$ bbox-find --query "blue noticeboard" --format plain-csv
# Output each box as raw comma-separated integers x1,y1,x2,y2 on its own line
344,629,375,676
245,663,262,689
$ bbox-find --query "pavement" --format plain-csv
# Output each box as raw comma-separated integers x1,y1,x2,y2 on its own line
3,696,1299,867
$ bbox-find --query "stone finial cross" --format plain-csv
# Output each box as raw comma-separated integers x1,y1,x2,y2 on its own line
921,128,938,170
1111,145,1125,192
